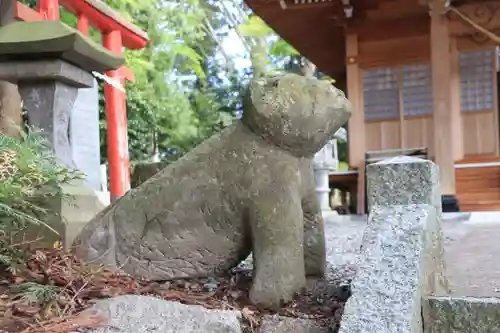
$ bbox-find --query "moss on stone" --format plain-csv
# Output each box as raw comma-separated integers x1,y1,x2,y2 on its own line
73,73,352,310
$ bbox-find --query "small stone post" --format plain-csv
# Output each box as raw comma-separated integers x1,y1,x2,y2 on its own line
338,156,449,333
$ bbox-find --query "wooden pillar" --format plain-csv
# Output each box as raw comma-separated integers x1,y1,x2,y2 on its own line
430,1,461,195
345,32,366,214
103,30,131,200
346,33,365,168
77,14,89,36
449,37,464,161
38,0,60,20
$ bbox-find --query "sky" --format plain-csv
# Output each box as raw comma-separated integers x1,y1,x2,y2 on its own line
223,28,252,70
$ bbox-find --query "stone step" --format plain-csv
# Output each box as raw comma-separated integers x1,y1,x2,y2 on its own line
424,296,500,333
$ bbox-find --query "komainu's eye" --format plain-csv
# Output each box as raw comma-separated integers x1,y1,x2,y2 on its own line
272,80,279,88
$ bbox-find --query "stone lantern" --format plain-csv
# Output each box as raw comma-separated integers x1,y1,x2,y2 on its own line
312,128,344,213
313,141,337,212
0,20,123,248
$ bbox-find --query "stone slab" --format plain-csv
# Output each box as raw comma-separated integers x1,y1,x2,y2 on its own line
0,21,123,72
88,295,243,333
70,78,102,190
338,204,438,333
424,296,500,333
0,59,94,88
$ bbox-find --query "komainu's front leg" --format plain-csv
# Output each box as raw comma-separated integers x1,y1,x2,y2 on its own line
301,161,326,277
249,192,306,310
302,194,326,277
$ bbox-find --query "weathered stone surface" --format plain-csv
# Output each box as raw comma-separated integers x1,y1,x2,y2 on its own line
70,78,101,190
0,0,16,26
366,156,449,295
88,295,243,333
366,156,441,211
0,21,123,72
131,161,169,188
338,157,449,333
19,81,77,168
260,315,328,333
1,61,102,187
73,73,351,309
338,204,437,333
424,296,500,333
0,81,22,137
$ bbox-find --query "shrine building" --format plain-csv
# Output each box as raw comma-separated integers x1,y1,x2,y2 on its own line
246,0,500,213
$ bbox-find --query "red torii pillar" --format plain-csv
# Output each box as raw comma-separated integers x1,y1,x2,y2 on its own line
19,0,149,200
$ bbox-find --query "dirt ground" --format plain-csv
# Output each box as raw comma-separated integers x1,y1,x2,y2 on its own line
0,249,350,333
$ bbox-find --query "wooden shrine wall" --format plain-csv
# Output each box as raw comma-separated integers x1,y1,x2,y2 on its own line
359,34,435,155
357,31,499,158
458,47,498,157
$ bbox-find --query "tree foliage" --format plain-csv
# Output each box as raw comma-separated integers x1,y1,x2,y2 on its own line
18,0,347,165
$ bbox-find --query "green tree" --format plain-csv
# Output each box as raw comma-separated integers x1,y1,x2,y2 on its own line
98,0,229,162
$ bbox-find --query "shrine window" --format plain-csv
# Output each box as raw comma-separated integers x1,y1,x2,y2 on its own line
459,49,495,112
363,67,399,120
363,62,433,120
401,63,433,117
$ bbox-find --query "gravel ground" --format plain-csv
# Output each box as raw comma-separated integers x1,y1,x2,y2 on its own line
322,213,500,298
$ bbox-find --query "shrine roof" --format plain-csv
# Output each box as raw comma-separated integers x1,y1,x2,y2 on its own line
244,0,482,78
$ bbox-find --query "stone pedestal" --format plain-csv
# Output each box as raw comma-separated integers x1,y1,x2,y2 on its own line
28,186,110,249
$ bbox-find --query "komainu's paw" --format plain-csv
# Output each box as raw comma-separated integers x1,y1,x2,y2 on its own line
250,268,306,310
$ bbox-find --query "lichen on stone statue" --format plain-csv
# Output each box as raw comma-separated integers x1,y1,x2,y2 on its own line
73,73,352,310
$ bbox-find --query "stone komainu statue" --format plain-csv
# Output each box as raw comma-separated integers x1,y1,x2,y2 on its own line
73,73,352,309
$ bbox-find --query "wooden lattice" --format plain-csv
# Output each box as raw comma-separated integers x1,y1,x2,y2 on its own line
459,49,494,112
402,63,433,117
363,67,400,120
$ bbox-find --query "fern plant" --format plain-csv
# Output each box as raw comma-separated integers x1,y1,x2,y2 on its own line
0,128,82,271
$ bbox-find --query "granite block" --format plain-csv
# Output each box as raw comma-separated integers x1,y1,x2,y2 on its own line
366,156,441,211
366,156,449,295
424,296,500,333
338,204,437,333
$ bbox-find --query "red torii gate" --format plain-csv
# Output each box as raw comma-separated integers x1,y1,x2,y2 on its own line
12,0,149,200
